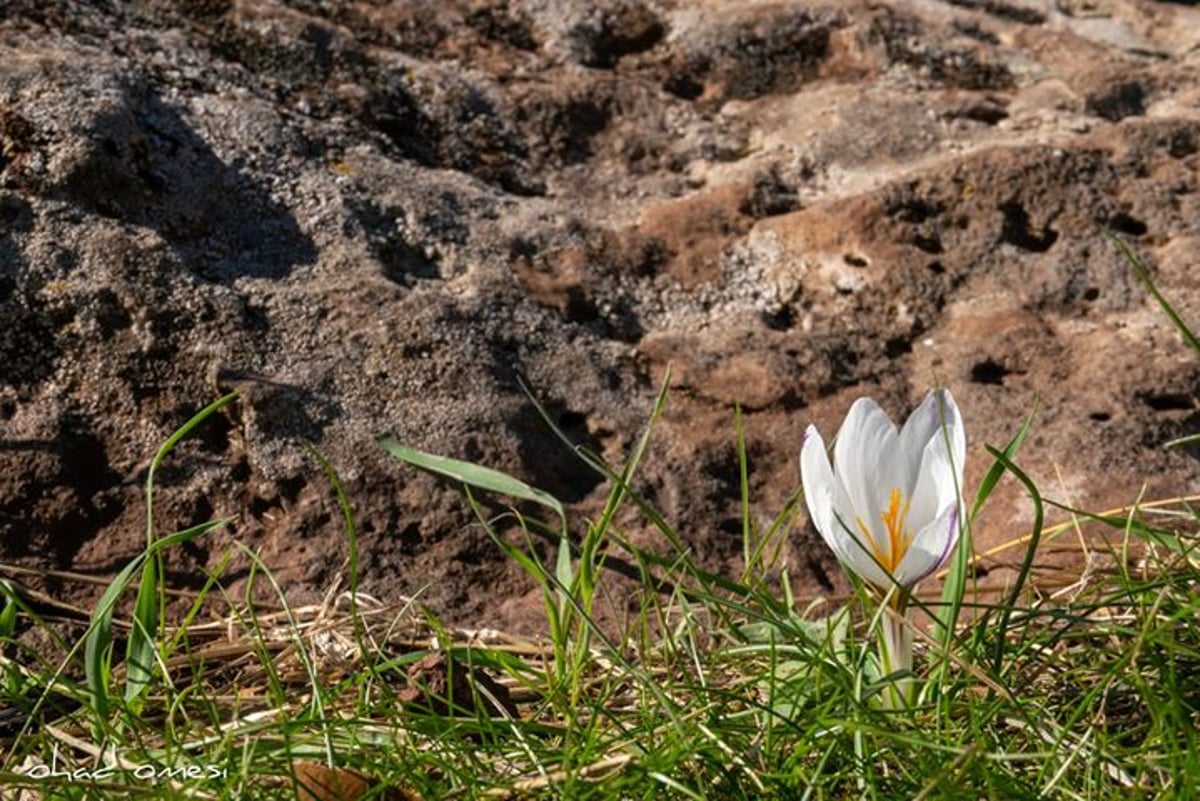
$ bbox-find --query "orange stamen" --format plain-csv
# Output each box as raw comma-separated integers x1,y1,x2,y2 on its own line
880,488,913,572
857,514,885,566
858,489,914,574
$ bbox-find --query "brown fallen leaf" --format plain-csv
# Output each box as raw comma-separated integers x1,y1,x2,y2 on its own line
292,760,422,801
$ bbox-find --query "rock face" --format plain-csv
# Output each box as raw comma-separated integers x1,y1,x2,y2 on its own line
1,0,1198,629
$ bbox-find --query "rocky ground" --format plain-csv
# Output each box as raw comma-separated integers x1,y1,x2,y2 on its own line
1,0,1198,632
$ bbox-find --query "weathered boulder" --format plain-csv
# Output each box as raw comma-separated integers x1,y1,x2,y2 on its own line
1,0,1197,629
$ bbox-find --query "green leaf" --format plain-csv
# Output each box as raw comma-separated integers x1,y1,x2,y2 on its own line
123,559,160,705
85,517,230,722
85,553,144,721
122,391,239,711
0,586,17,640
376,437,565,524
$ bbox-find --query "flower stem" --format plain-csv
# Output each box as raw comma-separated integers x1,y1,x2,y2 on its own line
878,592,913,709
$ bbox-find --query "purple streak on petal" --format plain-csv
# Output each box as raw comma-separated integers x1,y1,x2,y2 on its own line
937,505,961,568
905,505,960,587
929,389,947,434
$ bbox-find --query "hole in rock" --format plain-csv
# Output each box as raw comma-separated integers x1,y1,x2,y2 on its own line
999,202,1057,252
512,405,603,503
558,410,587,430
1140,392,1195,412
970,359,1009,385
885,337,913,358
912,233,943,254
1106,212,1147,237
762,305,795,331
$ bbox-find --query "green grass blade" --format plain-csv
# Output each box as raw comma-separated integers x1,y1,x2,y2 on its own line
1106,229,1200,356
735,403,753,580
376,437,565,525
152,518,232,552
122,558,159,706
936,399,1038,646
1043,498,1194,554
303,442,360,598
1164,432,1200,451
124,392,239,710
984,445,1044,674
85,517,230,723
143,392,240,547
970,398,1039,524
84,552,144,722
0,584,17,639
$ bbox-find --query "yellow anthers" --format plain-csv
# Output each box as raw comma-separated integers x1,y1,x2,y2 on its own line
880,487,913,572
857,489,913,572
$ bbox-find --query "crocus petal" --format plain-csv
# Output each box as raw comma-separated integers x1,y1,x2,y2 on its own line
833,512,893,589
800,426,839,551
802,425,891,589
832,398,900,542
929,390,966,495
906,428,957,528
897,390,951,491
894,502,960,587
904,392,965,527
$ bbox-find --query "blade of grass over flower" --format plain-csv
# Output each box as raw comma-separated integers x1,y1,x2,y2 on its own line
970,399,1038,524
1105,230,1200,357
936,400,1038,649
983,445,1044,674
376,436,565,528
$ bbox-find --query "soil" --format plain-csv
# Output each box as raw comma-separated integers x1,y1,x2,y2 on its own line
1,0,1198,633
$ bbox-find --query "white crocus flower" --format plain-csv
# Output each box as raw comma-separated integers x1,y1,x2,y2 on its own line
800,389,966,705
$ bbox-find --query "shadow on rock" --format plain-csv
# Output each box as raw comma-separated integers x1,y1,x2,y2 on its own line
0,425,123,566
56,88,316,282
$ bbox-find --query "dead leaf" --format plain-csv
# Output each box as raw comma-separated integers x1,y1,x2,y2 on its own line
292,761,422,801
